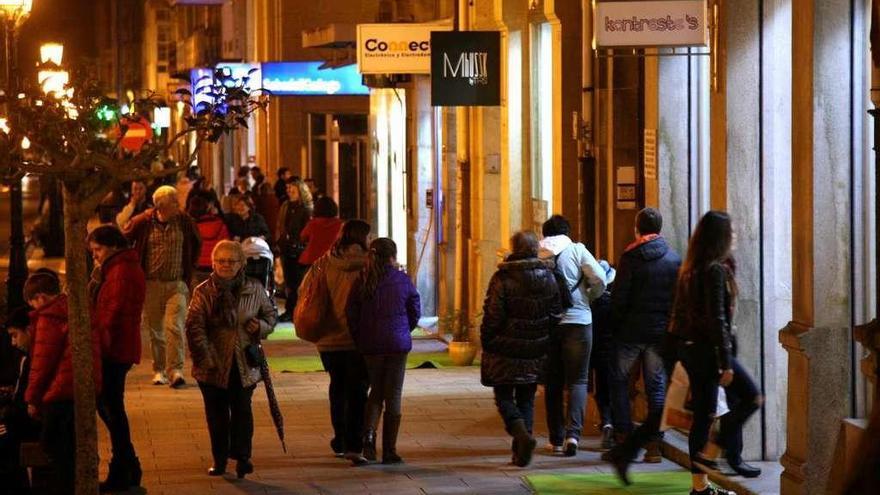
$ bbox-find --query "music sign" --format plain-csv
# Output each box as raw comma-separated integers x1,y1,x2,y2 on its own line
430,31,501,107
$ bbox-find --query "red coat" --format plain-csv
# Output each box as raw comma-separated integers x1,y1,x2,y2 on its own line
26,295,102,407
195,214,230,269
298,217,343,265
92,248,147,364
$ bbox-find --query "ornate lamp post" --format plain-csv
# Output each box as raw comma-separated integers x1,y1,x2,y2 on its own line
38,41,66,257
0,0,33,313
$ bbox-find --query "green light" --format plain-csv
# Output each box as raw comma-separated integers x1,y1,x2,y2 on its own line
96,105,116,122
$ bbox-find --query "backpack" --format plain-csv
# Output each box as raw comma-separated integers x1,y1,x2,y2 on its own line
553,246,584,310
293,256,330,343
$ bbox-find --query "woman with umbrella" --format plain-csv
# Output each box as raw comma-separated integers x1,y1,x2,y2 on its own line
185,240,277,479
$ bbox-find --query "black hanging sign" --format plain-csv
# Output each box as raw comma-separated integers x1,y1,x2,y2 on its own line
431,31,501,107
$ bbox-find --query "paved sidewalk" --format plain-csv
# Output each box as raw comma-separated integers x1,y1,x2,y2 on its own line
99,351,683,495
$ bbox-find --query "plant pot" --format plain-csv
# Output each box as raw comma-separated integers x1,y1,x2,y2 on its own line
448,341,477,366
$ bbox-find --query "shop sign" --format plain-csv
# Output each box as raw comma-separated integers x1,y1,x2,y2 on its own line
430,31,501,107
357,22,453,74
594,1,708,48
261,62,369,96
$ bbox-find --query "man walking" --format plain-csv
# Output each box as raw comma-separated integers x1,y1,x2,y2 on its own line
125,185,201,388
608,208,681,462
539,215,607,456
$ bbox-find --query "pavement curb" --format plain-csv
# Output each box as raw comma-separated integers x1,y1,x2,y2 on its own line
661,430,760,495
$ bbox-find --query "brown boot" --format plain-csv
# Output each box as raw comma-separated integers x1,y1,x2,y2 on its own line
642,440,663,463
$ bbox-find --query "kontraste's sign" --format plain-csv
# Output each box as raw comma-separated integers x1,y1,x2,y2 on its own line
594,0,709,48
431,31,500,107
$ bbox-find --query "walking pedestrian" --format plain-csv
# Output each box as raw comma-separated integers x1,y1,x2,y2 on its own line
24,272,103,495
125,185,202,388
253,182,280,242
538,215,607,456
115,181,151,230
188,195,231,286
589,260,616,450
346,238,421,465
227,194,271,241
481,231,562,467
275,179,313,322
185,240,277,479
304,220,371,461
0,307,37,493
299,196,343,265
608,208,681,461
670,211,761,494
87,226,147,492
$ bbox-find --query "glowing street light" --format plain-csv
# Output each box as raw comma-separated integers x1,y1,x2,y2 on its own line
0,0,33,26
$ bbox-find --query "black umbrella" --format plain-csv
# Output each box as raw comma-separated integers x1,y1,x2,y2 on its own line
258,345,287,453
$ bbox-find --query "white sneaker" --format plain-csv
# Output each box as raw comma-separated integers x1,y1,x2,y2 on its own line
545,443,564,454
169,371,186,389
152,372,169,385
563,437,578,457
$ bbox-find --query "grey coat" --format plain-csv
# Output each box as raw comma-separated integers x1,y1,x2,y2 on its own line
185,276,277,388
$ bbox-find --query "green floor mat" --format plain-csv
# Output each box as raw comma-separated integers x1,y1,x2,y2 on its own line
267,323,436,342
525,471,691,495
267,351,479,373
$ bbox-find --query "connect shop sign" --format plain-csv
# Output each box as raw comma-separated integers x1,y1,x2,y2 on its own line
594,0,708,48
261,62,368,96
357,22,453,75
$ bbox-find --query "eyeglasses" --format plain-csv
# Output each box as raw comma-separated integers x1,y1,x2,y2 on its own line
214,258,242,265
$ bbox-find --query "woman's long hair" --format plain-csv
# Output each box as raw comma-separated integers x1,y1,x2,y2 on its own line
675,210,737,317
360,238,397,299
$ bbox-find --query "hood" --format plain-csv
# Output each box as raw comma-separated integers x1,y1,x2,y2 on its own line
626,236,670,262
328,246,367,272
498,257,548,272
30,294,68,324
102,248,140,273
196,215,227,239
538,234,573,258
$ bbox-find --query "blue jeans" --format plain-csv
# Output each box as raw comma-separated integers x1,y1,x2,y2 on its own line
545,324,592,445
611,342,667,435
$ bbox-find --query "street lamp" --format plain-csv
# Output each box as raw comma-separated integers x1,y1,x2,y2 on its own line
37,41,66,258
0,0,32,313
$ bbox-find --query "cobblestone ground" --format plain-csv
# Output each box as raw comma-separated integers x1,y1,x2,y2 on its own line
99,342,683,495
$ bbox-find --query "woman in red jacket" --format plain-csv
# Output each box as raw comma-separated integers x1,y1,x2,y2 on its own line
187,195,231,285
88,225,147,492
25,271,103,495
298,196,343,266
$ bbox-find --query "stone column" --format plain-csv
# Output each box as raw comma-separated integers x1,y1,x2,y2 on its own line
780,0,854,493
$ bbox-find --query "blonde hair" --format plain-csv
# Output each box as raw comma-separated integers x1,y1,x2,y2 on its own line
152,185,178,205
211,240,245,263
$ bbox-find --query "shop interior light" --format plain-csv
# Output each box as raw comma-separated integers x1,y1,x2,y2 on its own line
40,42,63,65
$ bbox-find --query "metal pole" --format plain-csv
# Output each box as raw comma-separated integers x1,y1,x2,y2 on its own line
44,176,64,257
5,16,27,313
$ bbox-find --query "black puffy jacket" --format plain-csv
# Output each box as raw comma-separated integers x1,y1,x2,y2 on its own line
669,262,735,370
611,237,681,344
480,256,562,386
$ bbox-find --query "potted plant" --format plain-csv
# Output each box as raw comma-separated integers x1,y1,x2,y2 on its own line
442,311,481,366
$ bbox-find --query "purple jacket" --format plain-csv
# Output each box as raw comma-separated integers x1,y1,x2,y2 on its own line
346,268,421,355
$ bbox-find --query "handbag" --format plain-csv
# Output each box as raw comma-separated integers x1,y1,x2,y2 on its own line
661,362,730,431
293,257,330,343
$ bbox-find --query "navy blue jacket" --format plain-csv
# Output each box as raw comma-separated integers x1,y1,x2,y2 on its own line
346,268,421,355
611,237,681,344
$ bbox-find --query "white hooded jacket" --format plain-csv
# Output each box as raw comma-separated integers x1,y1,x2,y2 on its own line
538,234,607,326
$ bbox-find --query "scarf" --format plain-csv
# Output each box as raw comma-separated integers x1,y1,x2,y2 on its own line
210,270,246,328
625,233,661,253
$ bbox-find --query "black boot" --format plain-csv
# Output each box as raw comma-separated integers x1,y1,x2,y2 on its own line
99,458,130,493
604,446,633,486
728,460,761,478
382,414,403,464
235,458,254,479
363,429,377,462
509,419,536,467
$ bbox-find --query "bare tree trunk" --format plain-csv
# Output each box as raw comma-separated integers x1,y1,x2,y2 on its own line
63,185,99,495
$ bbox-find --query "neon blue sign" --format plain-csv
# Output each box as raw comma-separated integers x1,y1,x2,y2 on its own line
261,62,369,96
